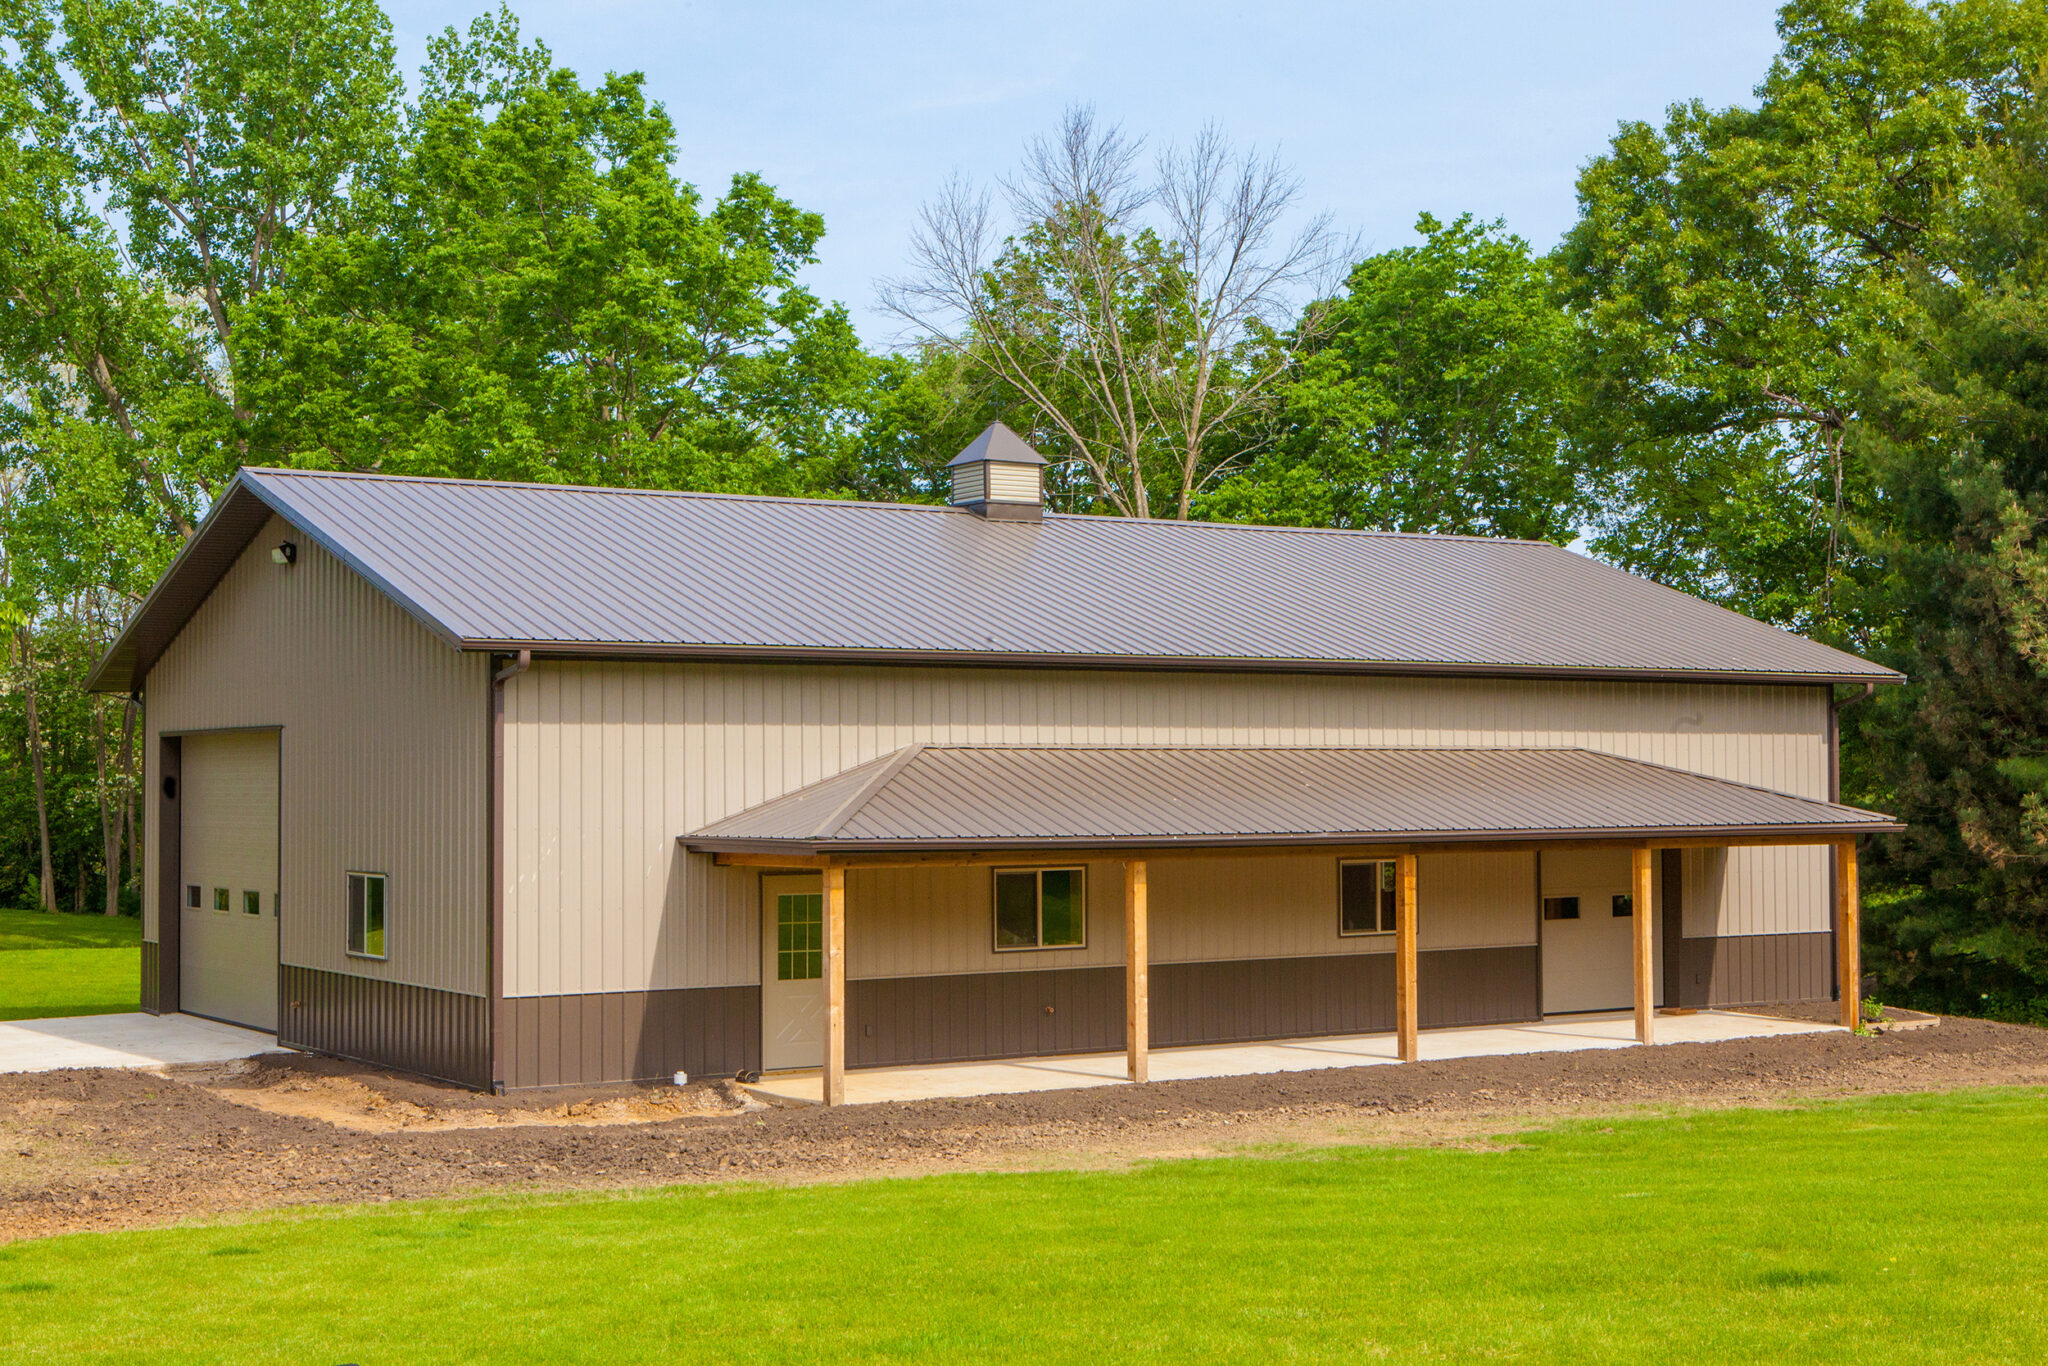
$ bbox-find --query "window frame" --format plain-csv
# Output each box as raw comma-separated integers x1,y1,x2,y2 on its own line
990,866,1088,952
185,884,201,910
346,871,389,960
212,886,229,914
1337,858,1399,937
241,889,262,918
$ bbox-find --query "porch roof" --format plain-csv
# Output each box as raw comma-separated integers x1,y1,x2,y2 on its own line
680,745,1901,856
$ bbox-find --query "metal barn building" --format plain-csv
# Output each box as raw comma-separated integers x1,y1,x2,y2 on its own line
87,426,1901,1098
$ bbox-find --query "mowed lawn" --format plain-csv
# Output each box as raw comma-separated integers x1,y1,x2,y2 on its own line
5,1089,2048,1363
0,908,140,1021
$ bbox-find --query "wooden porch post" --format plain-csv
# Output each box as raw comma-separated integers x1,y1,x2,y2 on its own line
823,863,846,1107
1125,859,1149,1083
1395,851,1418,1063
1632,845,1654,1044
1837,840,1861,1030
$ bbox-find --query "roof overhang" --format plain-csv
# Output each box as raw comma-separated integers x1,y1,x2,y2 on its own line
681,745,1903,862
86,480,277,694
86,471,472,694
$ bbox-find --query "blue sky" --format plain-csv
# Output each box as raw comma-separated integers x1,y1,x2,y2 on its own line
391,2,1787,343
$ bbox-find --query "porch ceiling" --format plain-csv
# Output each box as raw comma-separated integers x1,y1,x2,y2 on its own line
680,745,1901,856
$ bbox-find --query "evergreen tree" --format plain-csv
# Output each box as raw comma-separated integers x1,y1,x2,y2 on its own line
1854,76,2048,1014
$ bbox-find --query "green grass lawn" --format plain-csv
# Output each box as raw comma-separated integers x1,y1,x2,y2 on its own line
4,1088,2047,1364
0,908,140,1021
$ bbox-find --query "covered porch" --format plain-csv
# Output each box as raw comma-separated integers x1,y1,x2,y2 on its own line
686,745,1899,1105
742,1008,1841,1106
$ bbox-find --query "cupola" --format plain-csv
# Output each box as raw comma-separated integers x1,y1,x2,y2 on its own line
946,422,1047,522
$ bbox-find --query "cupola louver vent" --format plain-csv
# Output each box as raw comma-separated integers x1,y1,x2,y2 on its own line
946,422,1047,521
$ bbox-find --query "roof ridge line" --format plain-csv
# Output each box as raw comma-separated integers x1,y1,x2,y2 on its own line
810,745,928,839
241,467,965,517
237,467,1551,546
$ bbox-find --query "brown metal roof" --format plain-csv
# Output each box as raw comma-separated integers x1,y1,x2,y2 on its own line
682,745,1901,853
90,466,1899,693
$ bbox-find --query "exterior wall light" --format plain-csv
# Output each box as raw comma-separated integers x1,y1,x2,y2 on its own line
272,541,297,565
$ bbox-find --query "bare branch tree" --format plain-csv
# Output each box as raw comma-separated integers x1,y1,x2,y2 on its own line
881,106,1344,518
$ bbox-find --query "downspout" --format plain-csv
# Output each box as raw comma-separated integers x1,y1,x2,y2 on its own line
488,649,531,1093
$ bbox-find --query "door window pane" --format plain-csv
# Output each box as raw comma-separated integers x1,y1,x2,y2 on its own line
994,872,1038,948
1039,870,1082,946
777,893,822,981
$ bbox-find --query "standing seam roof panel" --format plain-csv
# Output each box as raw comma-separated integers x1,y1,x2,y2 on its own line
90,466,1903,692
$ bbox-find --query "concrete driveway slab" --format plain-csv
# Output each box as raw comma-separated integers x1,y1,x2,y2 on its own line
0,1012,281,1074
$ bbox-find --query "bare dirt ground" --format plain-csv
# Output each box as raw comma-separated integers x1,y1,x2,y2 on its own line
2,1011,2043,1244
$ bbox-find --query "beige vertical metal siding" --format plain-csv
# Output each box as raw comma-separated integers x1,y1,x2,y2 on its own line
500,660,1826,997
1416,851,1538,951
143,516,489,995
1677,845,1824,940
835,849,1534,980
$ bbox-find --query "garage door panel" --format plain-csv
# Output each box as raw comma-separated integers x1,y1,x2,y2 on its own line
180,730,279,1030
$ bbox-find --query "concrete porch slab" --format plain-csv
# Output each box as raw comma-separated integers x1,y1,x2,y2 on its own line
0,1012,283,1075
744,1009,1841,1106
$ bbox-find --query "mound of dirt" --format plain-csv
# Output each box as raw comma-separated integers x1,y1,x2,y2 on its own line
182,1055,762,1132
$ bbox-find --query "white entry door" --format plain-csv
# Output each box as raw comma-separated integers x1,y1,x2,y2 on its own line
1541,850,1652,1014
760,874,826,1071
180,730,280,1030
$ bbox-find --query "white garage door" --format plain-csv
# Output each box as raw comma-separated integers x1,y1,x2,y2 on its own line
180,730,280,1030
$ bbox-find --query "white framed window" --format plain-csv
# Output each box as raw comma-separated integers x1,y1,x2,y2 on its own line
993,867,1086,950
242,890,262,917
185,884,201,909
212,887,229,914
347,872,388,959
1339,859,1397,935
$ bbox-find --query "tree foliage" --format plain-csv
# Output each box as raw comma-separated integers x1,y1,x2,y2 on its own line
883,108,1337,518
1204,213,1583,539
237,10,873,492
1559,0,2048,631
1852,75,2048,1008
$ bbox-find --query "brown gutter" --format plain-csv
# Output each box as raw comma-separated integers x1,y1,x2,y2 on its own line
487,648,531,1094
450,639,1905,690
